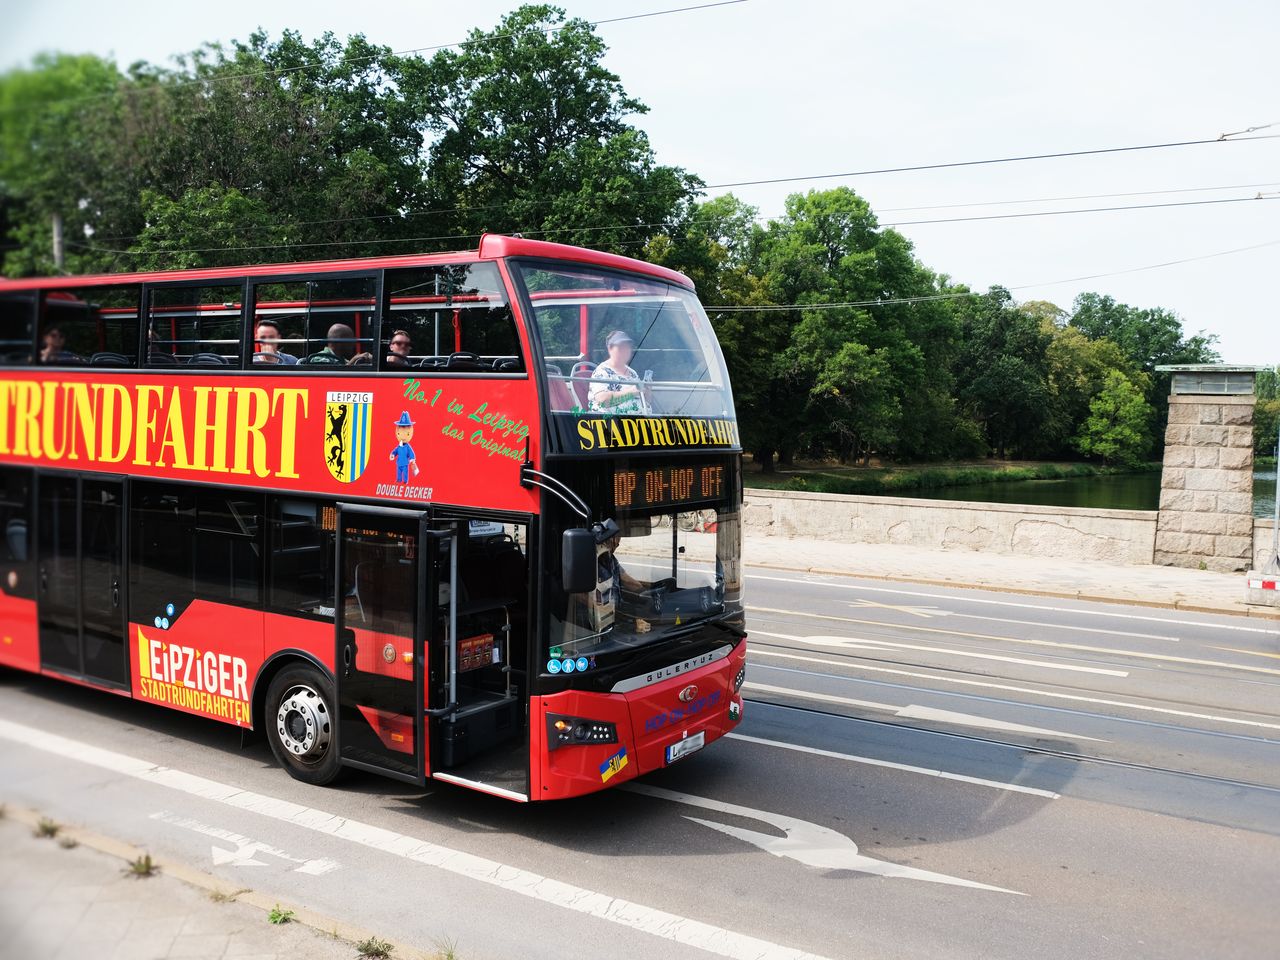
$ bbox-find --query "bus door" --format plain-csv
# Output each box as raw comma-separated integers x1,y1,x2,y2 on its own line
334,505,427,784
428,519,527,800
37,475,128,688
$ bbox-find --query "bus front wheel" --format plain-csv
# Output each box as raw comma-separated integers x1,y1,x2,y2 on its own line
265,665,342,786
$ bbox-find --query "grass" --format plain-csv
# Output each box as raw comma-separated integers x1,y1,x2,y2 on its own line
432,937,459,960
744,458,1153,496
267,905,295,925
209,887,251,903
125,853,157,878
356,936,394,959
1258,455,1277,467
34,817,59,839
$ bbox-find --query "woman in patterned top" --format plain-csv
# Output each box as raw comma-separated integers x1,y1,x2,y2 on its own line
588,329,651,415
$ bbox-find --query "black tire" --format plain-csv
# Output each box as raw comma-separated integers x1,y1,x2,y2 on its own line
264,664,343,786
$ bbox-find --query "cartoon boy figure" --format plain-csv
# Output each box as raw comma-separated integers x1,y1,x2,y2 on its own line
390,411,420,483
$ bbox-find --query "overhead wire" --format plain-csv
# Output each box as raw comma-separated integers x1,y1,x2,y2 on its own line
67,193,1280,259
78,176,1280,247
705,238,1280,312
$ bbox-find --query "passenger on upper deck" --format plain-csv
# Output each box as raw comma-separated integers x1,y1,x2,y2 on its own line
305,323,370,366
253,319,298,364
588,330,651,415
384,329,413,368
39,326,78,364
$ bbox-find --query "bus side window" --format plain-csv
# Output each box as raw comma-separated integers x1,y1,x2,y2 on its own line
147,283,244,368
39,284,140,367
0,467,33,599
268,498,337,618
381,263,524,373
194,491,263,605
0,292,35,365
253,278,376,371
129,482,197,623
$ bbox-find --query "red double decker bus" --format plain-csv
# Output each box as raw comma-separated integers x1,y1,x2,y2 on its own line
0,235,745,801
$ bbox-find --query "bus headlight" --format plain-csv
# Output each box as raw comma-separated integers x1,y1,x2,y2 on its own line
547,714,618,750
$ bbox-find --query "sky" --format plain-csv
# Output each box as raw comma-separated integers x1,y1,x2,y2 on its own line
3,0,1277,363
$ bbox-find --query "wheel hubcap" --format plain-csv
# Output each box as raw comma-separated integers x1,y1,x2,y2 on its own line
276,684,331,762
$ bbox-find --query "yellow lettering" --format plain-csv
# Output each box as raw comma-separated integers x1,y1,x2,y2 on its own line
156,388,191,469
13,382,41,458
270,389,309,478
133,385,163,467
40,383,69,461
98,384,132,464
231,388,270,476
65,383,96,462
0,381,13,454
607,419,623,448
191,387,231,472
620,418,640,448
577,419,596,450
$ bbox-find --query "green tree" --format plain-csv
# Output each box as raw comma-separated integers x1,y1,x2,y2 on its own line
1040,320,1139,456
1075,370,1154,468
953,287,1052,458
410,4,700,251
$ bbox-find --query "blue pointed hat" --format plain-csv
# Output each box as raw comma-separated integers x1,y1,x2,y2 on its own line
395,411,415,427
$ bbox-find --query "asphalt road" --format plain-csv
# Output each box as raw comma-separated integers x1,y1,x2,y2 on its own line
3,570,1279,960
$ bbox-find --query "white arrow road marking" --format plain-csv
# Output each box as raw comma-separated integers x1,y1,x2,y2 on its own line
150,812,340,874
845,599,945,618
0,719,834,960
624,784,1023,895
754,629,1130,677
744,681,1108,742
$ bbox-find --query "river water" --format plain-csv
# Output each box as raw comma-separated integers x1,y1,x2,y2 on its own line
888,467,1276,518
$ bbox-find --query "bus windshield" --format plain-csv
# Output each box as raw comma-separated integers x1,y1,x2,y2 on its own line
549,508,743,660
515,261,735,420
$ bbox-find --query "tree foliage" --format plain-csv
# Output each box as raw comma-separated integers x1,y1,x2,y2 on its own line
1075,371,1155,468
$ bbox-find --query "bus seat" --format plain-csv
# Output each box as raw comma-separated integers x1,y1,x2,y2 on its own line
6,518,27,563
570,361,594,409
146,351,180,367
493,356,523,373
188,352,229,366
90,351,132,367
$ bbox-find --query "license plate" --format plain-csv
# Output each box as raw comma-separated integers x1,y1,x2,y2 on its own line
665,731,705,764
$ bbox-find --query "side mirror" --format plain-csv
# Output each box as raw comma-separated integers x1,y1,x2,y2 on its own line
562,528,597,594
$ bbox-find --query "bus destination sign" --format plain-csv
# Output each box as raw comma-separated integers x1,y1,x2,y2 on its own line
614,463,725,511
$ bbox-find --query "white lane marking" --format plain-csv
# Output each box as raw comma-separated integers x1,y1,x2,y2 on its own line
625,784,1023,895
750,606,1280,676
747,648,1280,733
0,720,831,960
745,574,1278,634
931,611,1177,642
743,682,1106,742
846,599,942,618
150,811,340,874
724,732,1060,799
753,628,1130,677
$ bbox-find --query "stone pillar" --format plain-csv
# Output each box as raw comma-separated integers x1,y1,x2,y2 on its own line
1154,393,1255,572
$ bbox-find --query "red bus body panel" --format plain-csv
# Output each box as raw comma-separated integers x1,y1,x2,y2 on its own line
532,642,746,801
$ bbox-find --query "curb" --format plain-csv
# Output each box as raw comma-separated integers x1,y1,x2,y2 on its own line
2,804,441,960
744,560,1280,621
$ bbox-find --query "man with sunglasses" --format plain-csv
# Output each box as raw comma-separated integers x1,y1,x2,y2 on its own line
385,329,414,368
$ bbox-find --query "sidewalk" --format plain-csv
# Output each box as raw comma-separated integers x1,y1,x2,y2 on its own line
0,810,416,960
740,534,1280,620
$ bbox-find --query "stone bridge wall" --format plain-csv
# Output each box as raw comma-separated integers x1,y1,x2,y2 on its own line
742,489,1160,565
